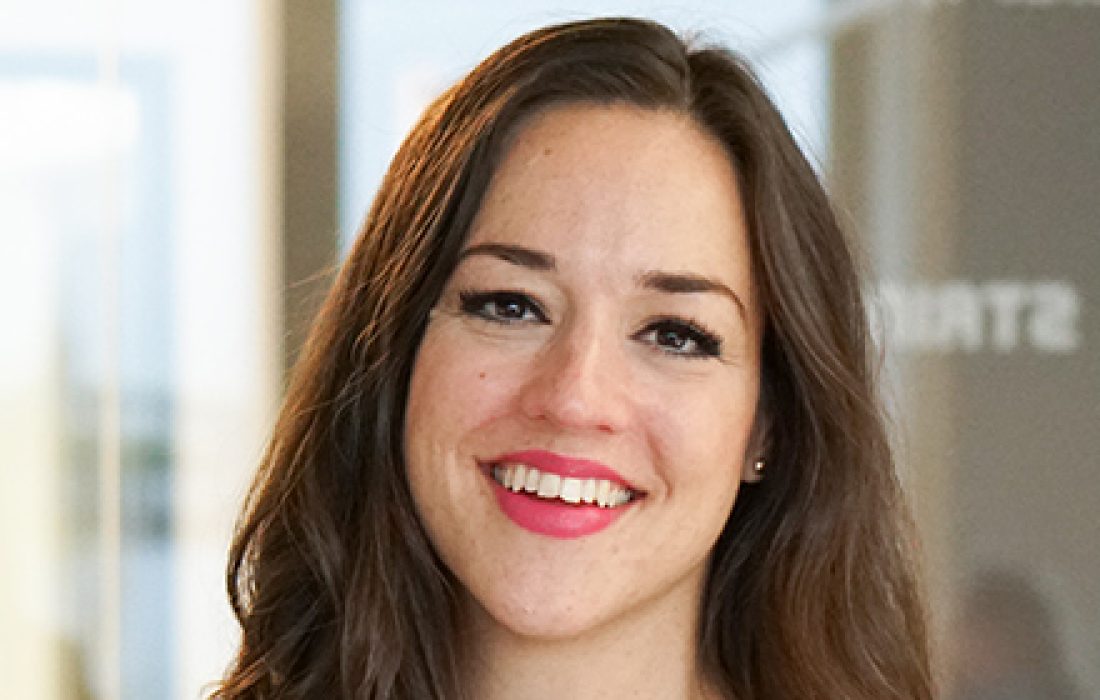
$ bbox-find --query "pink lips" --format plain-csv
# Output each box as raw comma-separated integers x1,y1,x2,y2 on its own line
486,449,640,539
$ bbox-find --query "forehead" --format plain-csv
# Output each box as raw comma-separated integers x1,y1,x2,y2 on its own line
466,103,752,289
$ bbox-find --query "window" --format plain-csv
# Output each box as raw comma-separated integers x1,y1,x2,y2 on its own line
0,2,279,697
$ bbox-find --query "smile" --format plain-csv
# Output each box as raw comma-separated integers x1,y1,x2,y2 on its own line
490,463,635,508
483,449,642,539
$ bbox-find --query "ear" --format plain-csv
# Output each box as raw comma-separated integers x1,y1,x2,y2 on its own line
740,387,772,484
740,428,769,483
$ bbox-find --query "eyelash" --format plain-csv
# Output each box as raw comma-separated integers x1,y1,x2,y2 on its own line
459,289,549,324
456,289,723,359
636,317,723,359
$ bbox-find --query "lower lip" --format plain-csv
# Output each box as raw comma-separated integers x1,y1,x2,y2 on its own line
489,479,630,539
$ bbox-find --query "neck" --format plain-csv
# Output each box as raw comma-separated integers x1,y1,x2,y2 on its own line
462,587,722,700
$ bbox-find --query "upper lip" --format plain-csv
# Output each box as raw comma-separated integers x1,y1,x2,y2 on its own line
485,449,642,492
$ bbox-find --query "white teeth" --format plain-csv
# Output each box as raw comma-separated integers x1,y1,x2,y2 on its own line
537,473,561,498
559,477,582,504
581,478,597,504
524,467,540,493
490,463,635,508
596,480,611,508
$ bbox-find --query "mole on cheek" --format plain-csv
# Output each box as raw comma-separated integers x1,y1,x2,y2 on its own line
478,371,487,380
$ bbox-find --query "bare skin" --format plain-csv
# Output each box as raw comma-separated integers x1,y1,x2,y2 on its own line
405,103,761,700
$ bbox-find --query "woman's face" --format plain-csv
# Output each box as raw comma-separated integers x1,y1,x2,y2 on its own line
404,104,763,640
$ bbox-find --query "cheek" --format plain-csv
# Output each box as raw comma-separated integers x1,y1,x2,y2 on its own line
404,327,519,459
639,375,758,490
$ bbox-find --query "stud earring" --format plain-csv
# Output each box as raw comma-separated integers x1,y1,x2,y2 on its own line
752,459,765,475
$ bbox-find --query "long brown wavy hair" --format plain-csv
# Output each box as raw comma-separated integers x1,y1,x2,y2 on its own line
213,16,933,699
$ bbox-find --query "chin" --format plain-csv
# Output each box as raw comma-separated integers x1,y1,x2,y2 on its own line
475,588,623,642
492,610,610,642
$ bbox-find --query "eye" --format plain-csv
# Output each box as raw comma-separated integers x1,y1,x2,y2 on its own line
458,290,548,324
635,318,723,358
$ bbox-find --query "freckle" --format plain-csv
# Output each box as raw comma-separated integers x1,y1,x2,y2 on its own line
542,147,553,156
478,371,486,380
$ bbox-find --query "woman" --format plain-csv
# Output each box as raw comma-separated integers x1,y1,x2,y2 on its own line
214,17,933,699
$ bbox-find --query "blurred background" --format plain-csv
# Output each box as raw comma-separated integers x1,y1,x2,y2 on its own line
0,1,1095,698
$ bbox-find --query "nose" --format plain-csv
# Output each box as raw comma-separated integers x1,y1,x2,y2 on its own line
517,318,631,434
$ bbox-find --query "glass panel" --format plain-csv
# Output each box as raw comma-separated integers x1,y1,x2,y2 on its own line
828,3,1099,697
0,2,279,698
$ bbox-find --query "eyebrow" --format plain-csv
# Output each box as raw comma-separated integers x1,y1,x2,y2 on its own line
458,242,556,270
456,242,747,320
639,271,748,322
